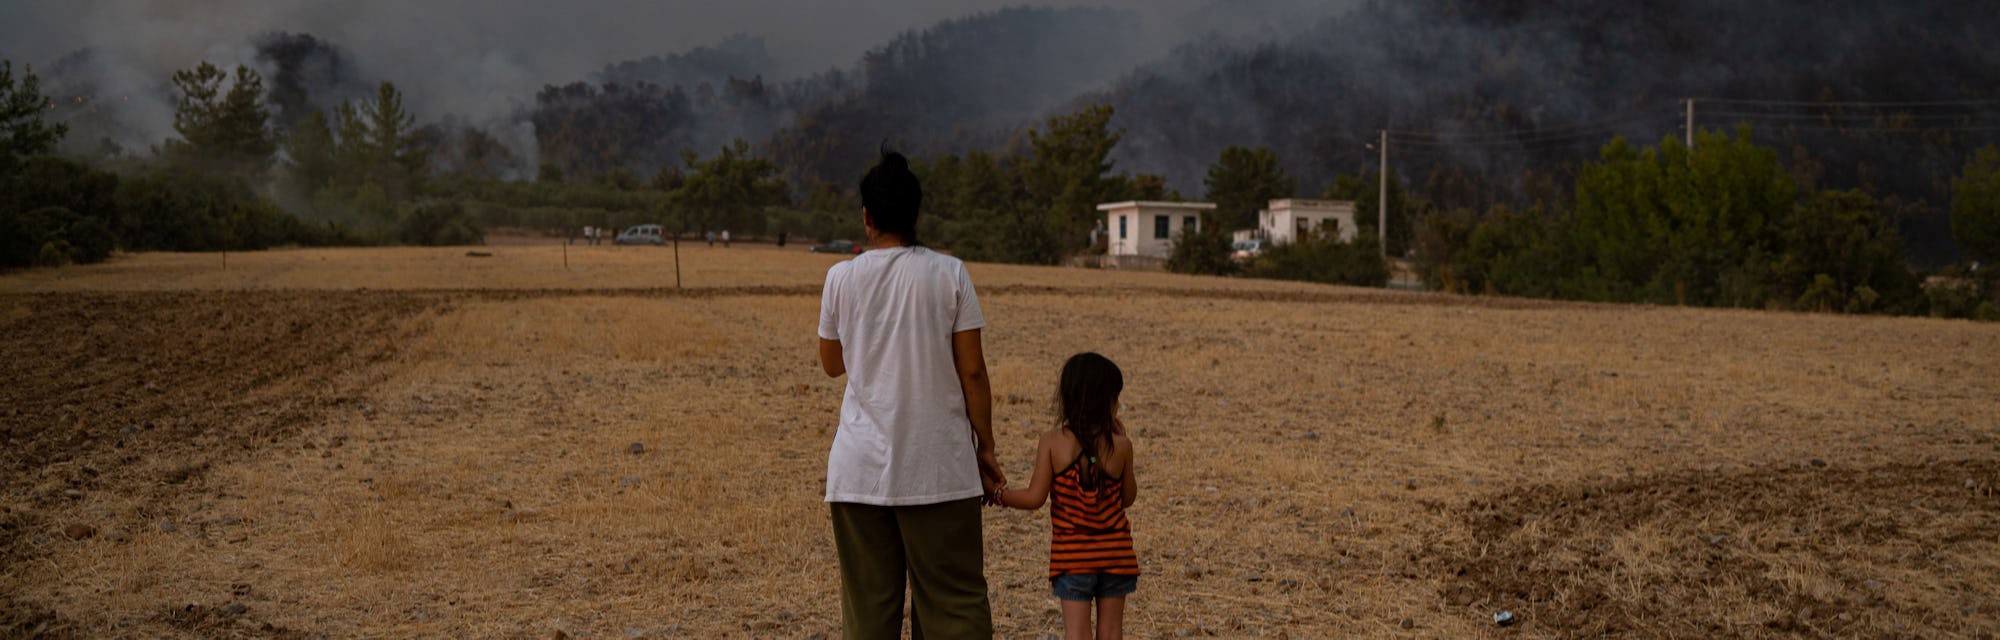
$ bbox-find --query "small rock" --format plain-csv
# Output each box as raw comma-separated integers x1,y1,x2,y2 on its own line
63,523,96,540
620,476,642,486
1863,579,1884,591
222,601,248,616
1182,564,1203,579
1709,534,1728,545
1400,618,1414,629
550,631,569,640
1835,612,1854,624
805,633,827,640
1810,459,1827,468
1241,572,1264,582
1303,431,1318,441
627,442,645,455
158,521,178,533
106,532,128,543
62,489,84,500
1493,610,1516,627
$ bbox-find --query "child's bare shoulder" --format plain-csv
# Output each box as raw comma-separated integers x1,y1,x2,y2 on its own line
1037,428,1070,449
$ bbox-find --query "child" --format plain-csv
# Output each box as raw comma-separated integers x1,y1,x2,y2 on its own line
988,352,1140,640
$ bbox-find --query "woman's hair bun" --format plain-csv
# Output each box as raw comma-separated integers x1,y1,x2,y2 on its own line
879,150,909,172
862,147,923,242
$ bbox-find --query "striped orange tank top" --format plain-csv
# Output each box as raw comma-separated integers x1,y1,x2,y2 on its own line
1048,455,1140,577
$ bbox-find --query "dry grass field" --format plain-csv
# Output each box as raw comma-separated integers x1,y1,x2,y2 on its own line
3,240,1997,639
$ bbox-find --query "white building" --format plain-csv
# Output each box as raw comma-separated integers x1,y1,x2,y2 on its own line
1097,201,1217,265
1252,199,1358,245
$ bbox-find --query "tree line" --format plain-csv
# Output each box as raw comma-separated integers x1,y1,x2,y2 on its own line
5,55,1996,321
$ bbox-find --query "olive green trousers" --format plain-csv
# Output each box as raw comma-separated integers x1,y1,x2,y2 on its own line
830,498,992,639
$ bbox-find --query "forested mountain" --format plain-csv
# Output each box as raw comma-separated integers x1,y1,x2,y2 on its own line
17,0,2000,265
1095,0,2000,264
594,34,779,91
518,0,2000,261
529,6,1154,187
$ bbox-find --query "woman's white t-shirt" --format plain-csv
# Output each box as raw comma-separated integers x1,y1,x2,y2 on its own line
817,246,986,506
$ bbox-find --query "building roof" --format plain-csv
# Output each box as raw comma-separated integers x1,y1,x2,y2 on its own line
1095,200,1218,212
1268,198,1356,211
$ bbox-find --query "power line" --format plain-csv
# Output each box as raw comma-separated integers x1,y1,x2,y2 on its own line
1700,111,1993,123
1702,97,2000,108
1388,103,1678,143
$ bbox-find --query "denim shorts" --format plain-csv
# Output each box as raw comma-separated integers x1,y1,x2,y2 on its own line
1051,573,1139,602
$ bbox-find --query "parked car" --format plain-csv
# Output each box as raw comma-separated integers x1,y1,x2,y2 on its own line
1230,239,1264,263
811,239,863,254
615,224,667,245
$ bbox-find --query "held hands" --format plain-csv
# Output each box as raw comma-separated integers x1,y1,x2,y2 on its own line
977,447,1007,507
977,447,1007,488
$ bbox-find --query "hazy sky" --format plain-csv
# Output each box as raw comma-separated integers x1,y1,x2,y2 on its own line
0,0,1216,81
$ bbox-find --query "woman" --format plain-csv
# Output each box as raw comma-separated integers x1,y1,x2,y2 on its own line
816,151,1004,638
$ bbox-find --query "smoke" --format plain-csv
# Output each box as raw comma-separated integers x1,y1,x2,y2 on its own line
0,0,1341,151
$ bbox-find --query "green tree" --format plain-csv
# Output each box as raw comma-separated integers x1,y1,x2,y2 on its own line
1204,146,1294,231
1771,189,1920,313
672,139,785,234
283,110,338,192
1019,104,1130,261
1,60,66,175
1324,169,1417,257
165,63,275,176
358,82,426,199
1952,145,2000,264
1568,128,1796,305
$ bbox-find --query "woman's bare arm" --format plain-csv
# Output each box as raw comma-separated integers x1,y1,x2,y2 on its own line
818,338,845,377
952,329,1004,487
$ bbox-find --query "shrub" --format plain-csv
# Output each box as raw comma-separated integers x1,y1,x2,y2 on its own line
1243,234,1388,287
399,201,484,246
1166,225,1236,276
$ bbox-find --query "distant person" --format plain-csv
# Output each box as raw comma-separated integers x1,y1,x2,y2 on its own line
706,230,715,248
777,231,788,248
722,229,731,248
816,151,1003,638
990,352,1141,640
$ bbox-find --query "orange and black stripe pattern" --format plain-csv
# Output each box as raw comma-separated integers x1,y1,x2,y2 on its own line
1048,456,1139,577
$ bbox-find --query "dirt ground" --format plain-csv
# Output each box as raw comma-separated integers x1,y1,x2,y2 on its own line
2,242,1997,639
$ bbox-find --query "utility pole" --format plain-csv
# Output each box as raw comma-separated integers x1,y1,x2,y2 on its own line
1378,129,1388,259
1685,98,1695,149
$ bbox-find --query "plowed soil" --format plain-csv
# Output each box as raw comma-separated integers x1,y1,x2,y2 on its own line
2,243,1996,639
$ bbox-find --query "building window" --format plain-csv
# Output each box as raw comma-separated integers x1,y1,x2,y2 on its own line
1183,215,1197,233
1118,215,1127,239
1154,215,1169,239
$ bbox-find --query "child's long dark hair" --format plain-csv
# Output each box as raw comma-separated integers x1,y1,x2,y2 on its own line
1055,352,1123,490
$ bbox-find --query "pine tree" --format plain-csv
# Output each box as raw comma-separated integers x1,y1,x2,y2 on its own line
1204,146,1294,231
165,62,274,176
0,60,67,175
282,110,337,191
